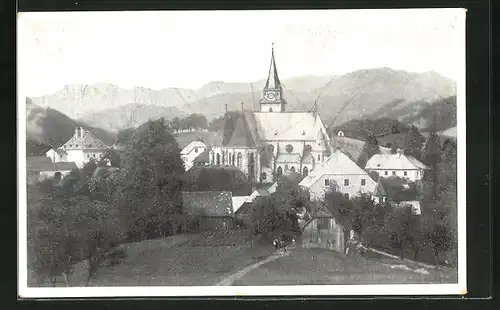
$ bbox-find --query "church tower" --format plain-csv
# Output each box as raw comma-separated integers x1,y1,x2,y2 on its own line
259,44,286,112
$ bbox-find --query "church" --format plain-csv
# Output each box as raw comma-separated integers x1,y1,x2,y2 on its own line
210,46,333,183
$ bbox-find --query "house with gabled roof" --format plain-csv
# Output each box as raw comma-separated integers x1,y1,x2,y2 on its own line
46,126,110,169
365,149,430,181
299,203,345,253
299,147,378,201
182,191,234,232
209,46,333,183
181,141,207,171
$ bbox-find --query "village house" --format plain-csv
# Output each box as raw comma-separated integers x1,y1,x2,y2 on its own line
210,46,333,183
182,191,234,232
299,203,345,253
365,149,430,181
46,126,109,169
181,141,208,171
27,156,78,185
299,147,378,201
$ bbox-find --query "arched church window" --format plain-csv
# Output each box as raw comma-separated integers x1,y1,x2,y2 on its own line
303,166,309,177
232,153,235,166
216,153,220,165
290,166,295,172
269,108,273,112
211,152,214,164
222,152,225,165
318,154,321,161
285,164,289,171
237,153,242,168
268,144,274,153
304,144,312,152
286,144,293,153
276,166,283,176
228,153,232,165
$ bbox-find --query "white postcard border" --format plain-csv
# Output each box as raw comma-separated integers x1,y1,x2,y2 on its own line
17,9,467,298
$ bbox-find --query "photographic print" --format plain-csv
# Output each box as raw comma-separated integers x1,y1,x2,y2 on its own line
17,9,466,297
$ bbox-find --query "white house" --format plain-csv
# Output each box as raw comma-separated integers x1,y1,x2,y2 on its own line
365,149,430,182
181,141,207,171
299,147,378,201
47,126,109,169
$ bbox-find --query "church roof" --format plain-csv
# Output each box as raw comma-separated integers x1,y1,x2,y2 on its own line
253,112,325,141
264,45,282,91
181,141,206,155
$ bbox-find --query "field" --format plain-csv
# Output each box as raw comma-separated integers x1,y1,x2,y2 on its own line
85,233,457,287
234,248,458,286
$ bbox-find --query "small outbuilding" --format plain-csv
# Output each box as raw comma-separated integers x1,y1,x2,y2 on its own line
299,204,345,253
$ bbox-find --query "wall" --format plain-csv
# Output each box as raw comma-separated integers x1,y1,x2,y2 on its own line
182,146,207,171
307,173,377,201
260,103,284,112
66,150,86,168
46,149,68,163
301,217,344,253
367,168,423,181
211,147,259,181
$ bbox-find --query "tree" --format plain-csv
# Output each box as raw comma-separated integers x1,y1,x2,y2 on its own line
384,205,421,260
102,148,121,167
421,206,456,267
349,193,377,240
357,134,380,168
422,131,442,201
209,116,225,132
116,118,184,241
404,125,425,160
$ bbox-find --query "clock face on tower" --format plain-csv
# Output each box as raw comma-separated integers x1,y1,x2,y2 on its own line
265,92,276,101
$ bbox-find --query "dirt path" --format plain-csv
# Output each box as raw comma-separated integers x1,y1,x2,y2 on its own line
216,248,293,286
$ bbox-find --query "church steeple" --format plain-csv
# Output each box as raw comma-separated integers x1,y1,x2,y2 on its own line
264,44,282,91
260,44,286,113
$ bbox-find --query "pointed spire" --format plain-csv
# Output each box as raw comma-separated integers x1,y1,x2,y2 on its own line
264,43,282,91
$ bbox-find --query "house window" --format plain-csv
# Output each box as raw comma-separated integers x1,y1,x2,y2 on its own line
324,179,330,186
318,154,321,161
237,153,242,168
361,179,366,186
392,171,396,176
384,171,388,176
344,179,349,186
195,147,198,153
303,166,309,177
93,154,96,158
317,218,329,230
276,166,283,176
404,171,408,176
344,193,350,199
75,144,79,147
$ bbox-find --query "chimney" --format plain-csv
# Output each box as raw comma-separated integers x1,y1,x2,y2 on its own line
396,148,403,157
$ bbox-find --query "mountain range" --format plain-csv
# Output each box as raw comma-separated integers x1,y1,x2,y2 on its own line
29,68,456,132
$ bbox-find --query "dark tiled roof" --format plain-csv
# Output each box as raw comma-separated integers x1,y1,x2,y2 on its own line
54,162,78,171
182,191,233,217
26,156,53,172
221,111,259,148
193,149,209,163
300,204,334,230
26,157,77,172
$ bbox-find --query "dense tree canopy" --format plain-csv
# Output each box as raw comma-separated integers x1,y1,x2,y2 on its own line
357,134,381,168
404,125,425,160
115,118,185,241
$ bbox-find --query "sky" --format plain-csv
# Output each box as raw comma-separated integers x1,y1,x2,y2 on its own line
18,9,466,97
